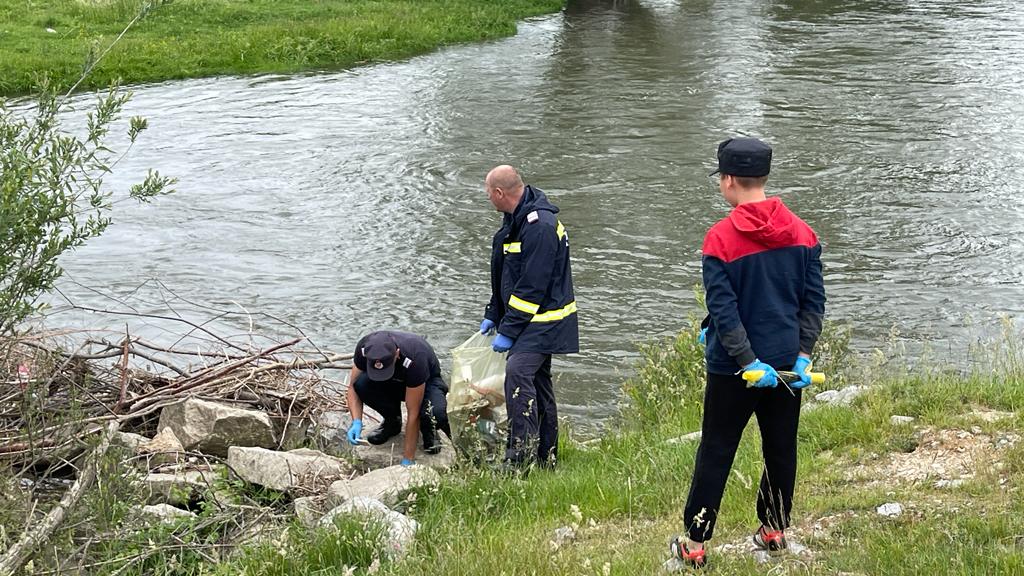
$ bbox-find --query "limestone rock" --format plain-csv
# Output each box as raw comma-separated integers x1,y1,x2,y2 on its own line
890,415,916,426
293,496,324,528
227,446,351,492
141,503,196,524
347,433,456,472
815,385,867,406
315,410,352,449
876,502,903,517
320,496,418,559
143,469,215,505
327,464,441,507
112,431,149,453
158,398,276,457
139,427,185,466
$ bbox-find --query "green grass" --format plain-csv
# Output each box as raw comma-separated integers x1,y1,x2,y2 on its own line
0,0,565,96
205,318,1024,575
4,316,1021,574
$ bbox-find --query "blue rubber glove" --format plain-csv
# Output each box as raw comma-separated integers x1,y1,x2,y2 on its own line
744,360,780,388
698,327,707,346
492,333,514,353
346,419,363,445
791,356,813,389
480,318,496,334
400,458,414,467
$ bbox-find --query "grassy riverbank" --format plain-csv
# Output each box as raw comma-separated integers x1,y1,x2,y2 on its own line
223,322,1024,575
2,320,1022,575
0,0,564,96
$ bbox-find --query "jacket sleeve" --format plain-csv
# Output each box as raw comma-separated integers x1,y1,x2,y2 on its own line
484,291,502,323
498,221,557,340
703,255,756,367
799,244,826,355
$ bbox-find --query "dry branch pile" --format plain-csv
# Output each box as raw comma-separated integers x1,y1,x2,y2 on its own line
0,320,360,574
1,327,352,466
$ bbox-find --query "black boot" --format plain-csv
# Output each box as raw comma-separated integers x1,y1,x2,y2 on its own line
420,422,441,455
366,419,402,445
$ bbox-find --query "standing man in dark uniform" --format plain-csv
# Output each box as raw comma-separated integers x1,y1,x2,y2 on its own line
344,331,451,466
479,165,579,469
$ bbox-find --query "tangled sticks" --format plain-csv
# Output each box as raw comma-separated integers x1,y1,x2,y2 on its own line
0,327,352,463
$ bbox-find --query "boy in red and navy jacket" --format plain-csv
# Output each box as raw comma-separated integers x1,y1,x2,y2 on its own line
671,137,826,568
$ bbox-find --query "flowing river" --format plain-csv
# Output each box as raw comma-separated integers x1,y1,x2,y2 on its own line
46,0,1024,425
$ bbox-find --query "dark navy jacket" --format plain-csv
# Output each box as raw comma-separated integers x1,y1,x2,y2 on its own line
485,185,579,355
702,197,826,375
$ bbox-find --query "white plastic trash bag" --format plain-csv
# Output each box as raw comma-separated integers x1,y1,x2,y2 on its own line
448,332,507,457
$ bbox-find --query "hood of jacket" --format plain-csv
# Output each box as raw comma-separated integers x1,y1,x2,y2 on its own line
728,196,799,248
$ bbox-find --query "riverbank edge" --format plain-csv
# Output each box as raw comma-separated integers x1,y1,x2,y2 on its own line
0,0,566,98
3,319,1021,575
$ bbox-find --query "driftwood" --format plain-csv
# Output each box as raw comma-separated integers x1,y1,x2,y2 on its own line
0,421,120,576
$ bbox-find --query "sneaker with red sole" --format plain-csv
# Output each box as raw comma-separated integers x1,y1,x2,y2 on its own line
669,536,707,569
752,526,787,556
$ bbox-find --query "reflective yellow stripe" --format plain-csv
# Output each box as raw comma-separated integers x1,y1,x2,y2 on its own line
530,301,577,323
508,294,540,315
556,221,566,240
503,242,522,254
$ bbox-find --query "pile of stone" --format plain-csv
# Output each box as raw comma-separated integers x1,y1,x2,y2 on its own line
121,397,454,558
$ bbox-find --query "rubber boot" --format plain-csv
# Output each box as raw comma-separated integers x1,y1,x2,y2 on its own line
420,421,442,455
366,419,402,445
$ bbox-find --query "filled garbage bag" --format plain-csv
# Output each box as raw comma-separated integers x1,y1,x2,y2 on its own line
448,332,507,458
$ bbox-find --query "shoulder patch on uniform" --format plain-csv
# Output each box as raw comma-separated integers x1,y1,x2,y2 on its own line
527,211,539,223
402,357,413,369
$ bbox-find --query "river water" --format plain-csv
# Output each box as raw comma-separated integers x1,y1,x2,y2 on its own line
45,0,1024,423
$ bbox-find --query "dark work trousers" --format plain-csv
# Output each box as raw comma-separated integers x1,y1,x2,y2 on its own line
352,373,451,440
504,352,558,466
683,370,802,542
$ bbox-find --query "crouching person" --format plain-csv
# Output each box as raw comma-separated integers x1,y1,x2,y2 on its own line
345,331,451,466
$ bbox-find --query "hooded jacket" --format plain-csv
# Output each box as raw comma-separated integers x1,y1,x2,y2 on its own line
485,185,579,355
702,196,826,375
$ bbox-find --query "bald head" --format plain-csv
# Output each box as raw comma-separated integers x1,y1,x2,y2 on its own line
485,165,525,213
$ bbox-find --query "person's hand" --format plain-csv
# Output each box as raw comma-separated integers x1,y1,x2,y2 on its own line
492,334,514,352
400,458,415,467
791,356,813,389
743,360,780,388
346,419,363,445
698,327,707,346
480,318,496,334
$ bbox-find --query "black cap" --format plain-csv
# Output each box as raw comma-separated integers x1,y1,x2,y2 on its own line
710,137,772,177
362,333,398,381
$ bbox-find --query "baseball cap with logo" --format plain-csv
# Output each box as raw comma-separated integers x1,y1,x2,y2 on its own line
361,332,398,381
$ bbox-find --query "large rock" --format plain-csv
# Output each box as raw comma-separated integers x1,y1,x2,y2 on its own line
347,433,457,472
158,398,276,457
143,469,217,505
314,410,352,450
320,497,418,559
227,446,351,492
327,464,440,507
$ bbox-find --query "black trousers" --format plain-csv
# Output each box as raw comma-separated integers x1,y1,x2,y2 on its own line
352,373,451,439
504,352,558,466
683,371,802,542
